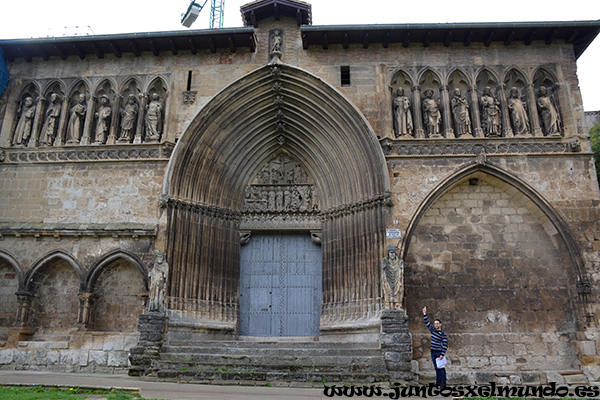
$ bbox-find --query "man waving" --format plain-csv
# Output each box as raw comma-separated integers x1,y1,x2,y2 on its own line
423,306,448,388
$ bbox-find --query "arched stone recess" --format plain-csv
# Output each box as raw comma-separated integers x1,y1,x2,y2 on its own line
86,250,148,332
448,69,475,138
64,79,91,145
0,251,25,339
143,76,169,143
402,162,589,373
163,63,390,332
418,68,447,138
533,67,564,137
24,250,84,337
503,67,539,137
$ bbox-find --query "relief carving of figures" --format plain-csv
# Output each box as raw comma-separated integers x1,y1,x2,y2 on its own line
66,94,87,144
451,88,472,138
381,244,404,310
393,88,413,138
144,93,163,143
480,87,501,137
148,251,168,313
507,87,530,136
422,88,441,138
94,95,112,144
40,93,62,146
118,94,138,143
537,86,561,136
13,97,35,146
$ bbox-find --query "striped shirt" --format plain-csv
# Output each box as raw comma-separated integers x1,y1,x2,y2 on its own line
424,315,448,356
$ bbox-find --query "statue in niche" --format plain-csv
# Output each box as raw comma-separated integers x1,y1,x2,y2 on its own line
381,243,404,310
393,88,413,138
94,95,112,144
537,86,561,136
451,88,472,138
271,29,282,53
40,93,62,146
118,94,139,143
66,94,87,144
422,88,441,138
480,87,502,137
13,97,35,146
144,93,163,143
507,87,531,136
148,251,168,313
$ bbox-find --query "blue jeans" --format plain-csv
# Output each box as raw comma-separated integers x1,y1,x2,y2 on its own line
431,351,446,387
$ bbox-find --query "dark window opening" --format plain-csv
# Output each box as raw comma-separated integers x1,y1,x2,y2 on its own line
341,66,351,86
187,70,193,91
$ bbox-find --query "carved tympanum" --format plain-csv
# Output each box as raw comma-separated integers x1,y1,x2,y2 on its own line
243,154,317,213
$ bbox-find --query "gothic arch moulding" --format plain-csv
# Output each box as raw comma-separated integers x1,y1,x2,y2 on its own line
25,250,85,292
86,249,148,293
0,249,25,289
401,162,589,296
163,63,390,329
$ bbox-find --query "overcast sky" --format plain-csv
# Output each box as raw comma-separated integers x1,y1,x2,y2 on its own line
2,0,599,110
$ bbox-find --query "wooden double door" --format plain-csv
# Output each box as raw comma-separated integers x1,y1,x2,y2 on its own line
240,233,322,337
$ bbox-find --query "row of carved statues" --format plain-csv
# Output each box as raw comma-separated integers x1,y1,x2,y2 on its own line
392,85,562,139
11,92,165,147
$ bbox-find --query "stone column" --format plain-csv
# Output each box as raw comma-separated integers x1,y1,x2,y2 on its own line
28,96,46,148
53,96,70,147
106,94,121,145
440,86,454,138
80,95,96,146
411,85,424,139
1,96,21,147
469,85,484,138
526,84,543,137
134,92,148,144
77,292,95,330
381,309,415,383
498,84,513,138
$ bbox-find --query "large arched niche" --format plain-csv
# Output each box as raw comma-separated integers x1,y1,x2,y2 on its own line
402,163,587,372
163,63,390,331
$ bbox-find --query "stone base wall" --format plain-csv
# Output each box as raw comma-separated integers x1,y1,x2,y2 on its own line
0,332,138,373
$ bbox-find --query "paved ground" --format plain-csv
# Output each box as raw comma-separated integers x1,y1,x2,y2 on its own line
0,371,333,399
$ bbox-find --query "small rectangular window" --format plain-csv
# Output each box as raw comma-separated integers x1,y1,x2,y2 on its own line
187,70,193,91
340,66,350,86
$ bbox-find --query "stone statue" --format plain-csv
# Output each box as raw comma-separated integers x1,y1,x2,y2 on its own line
381,243,404,309
480,87,501,137
118,94,138,143
144,93,162,143
422,88,441,138
66,94,87,144
537,86,561,136
507,87,530,136
393,88,413,138
271,29,282,53
94,95,112,144
148,251,168,312
40,93,62,146
13,97,35,146
451,88,472,138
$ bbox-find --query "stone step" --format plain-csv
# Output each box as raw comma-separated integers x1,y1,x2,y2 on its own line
160,345,383,358
165,339,380,350
157,368,391,384
154,339,389,383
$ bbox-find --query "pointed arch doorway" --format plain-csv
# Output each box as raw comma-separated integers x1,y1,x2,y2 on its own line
162,63,390,335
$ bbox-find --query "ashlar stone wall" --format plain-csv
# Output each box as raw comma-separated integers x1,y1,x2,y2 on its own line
405,173,579,375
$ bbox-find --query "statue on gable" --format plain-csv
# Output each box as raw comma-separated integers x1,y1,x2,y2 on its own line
451,88,472,138
480,87,502,137
393,88,413,138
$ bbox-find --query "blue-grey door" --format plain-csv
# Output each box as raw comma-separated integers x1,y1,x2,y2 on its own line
240,233,322,336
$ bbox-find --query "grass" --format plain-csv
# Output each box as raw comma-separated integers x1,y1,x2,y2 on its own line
0,386,166,400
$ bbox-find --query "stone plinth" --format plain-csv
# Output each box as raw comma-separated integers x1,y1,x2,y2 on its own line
381,309,415,384
128,313,167,376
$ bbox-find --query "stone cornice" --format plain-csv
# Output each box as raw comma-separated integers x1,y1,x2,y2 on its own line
0,222,157,240
379,137,584,158
0,143,174,164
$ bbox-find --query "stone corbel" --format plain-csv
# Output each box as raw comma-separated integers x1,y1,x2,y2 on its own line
77,292,95,330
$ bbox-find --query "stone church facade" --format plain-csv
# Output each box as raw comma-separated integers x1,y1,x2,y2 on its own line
1,0,600,385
